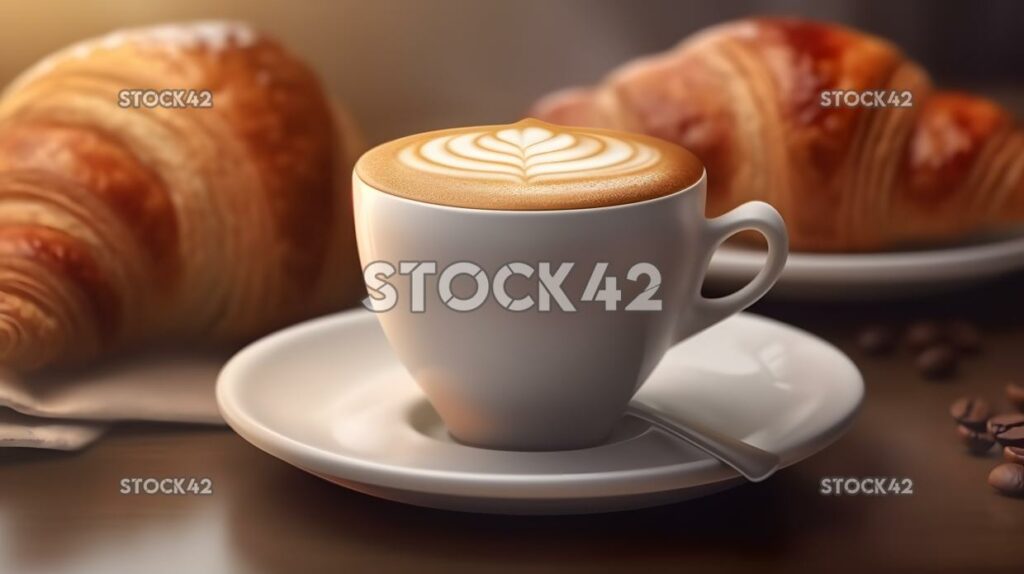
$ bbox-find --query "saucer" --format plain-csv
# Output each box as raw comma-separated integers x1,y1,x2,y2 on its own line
217,309,863,514
708,232,1024,300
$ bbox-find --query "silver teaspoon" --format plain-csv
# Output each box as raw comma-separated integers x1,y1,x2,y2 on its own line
626,402,781,482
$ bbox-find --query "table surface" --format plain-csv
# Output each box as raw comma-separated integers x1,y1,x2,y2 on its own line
2,273,1023,574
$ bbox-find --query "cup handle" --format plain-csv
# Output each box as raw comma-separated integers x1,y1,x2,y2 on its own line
676,201,788,341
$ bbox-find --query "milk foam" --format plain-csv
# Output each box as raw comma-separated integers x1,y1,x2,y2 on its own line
355,119,704,210
398,124,662,184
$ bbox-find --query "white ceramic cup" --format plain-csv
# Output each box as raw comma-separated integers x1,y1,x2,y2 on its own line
354,171,787,451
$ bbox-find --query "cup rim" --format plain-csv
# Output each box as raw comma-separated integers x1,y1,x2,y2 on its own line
353,169,707,215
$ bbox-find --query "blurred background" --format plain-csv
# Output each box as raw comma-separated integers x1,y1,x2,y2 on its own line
1,0,1022,144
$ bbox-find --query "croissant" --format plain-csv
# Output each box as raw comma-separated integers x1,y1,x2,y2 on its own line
0,22,364,371
531,18,1024,252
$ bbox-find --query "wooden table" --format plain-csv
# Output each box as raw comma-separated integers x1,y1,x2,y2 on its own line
2,274,1023,574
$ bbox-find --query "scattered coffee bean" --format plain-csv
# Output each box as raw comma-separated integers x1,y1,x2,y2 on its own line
859,320,987,383
1004,446,1024,465
945,320,981,354
988,463,1024,497
904,321,944,351
957,424,996,454
857,325,896,355
916,345,958,380
1007,382,1024,413
949,397,992,431
987,413,1024,436
995,427,1024,447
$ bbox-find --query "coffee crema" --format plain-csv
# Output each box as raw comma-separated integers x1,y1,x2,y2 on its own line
355,119,704,210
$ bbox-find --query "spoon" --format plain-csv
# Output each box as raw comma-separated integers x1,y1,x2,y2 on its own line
626,402,780,482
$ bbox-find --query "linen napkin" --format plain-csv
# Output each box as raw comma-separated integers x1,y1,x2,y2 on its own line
0,350,228,450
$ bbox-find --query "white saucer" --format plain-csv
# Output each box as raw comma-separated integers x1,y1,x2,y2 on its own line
708,233,1024,300
217,309,863,515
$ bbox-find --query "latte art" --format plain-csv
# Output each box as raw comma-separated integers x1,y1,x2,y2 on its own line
355,119,704,210
398,125,662,184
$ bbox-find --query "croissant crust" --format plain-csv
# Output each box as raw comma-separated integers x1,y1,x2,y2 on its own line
531,18,1024,252
0,23,364,371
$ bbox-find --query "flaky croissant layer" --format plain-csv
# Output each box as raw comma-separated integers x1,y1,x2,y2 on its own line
0,22,364,371
531,18,1024,252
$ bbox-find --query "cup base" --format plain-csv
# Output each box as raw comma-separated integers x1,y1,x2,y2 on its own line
445,427,617,453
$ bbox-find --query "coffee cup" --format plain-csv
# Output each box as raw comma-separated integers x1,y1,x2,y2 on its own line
353,119,787,451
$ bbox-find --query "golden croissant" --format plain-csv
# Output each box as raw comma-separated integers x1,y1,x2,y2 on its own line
0,22,364,371
531,18,1024,252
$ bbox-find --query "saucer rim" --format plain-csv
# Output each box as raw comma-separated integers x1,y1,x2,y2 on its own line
217,310,863,500
708,232,1024,298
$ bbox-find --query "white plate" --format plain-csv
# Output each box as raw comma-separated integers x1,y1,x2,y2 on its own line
708,234,1024,300
217,309,863,515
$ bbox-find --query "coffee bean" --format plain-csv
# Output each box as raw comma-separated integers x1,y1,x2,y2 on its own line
1004,446,1024,465
1007,382,1024,413
916,345,958,380
857,325,896,355
945,320,981,354
957,424,996,454
949,397,991,431
905,321,944,351
988,463,1024,497
987,413,1024,436
995,427,1024,447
